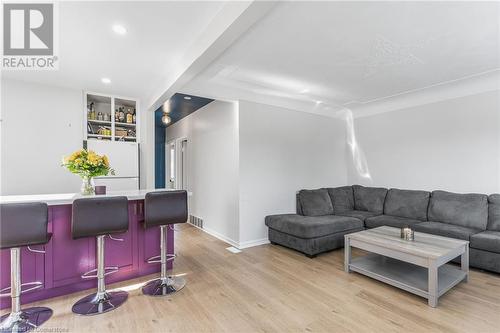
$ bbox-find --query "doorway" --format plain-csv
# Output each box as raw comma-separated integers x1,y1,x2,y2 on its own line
166,138,188,190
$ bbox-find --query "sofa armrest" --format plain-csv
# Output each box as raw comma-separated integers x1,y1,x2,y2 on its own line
296,192,304,215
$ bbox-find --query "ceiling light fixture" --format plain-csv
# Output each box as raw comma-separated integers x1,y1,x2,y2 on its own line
162,114,172,125
315,100,323,105
183,96,192,100
101,77,111,84
300,89,310,94
112,24,127,35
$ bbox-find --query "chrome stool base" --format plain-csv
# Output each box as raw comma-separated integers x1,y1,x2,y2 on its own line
72,291,128,316
0,307,52,333
142,276,186,297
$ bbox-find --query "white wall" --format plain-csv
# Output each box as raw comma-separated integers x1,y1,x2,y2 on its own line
165,91,500,249
1,78,153,195
350,90,500,194
1,79,83,195
166,100,348,247
166,100,240,245
238,101,348,245
140,107,155,189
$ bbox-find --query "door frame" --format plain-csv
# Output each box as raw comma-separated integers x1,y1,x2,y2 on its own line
165,137,188,190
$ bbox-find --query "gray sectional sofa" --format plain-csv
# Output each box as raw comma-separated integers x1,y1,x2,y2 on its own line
265,185,500,273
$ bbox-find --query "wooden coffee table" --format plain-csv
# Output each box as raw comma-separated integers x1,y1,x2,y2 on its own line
344,226,469,307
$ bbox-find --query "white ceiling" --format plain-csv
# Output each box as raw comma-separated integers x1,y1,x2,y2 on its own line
2,1,226,103
181,1,500,115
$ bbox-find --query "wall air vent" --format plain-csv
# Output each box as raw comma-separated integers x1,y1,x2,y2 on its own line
189,215,203,228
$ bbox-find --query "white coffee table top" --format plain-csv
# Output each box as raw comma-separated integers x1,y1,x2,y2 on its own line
347,226,469,259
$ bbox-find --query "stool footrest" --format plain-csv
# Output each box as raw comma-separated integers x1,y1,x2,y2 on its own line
146,254,175,264
0,281,43,297
0,286,10,297
81,266,119,279
27,245,46,254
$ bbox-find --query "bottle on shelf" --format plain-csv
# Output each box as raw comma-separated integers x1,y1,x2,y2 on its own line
132,110,136,124
119,107,125,123
126,108,133,123
88,102,96,120
115,108,119,122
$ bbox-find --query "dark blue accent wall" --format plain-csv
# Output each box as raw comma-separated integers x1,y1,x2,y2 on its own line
154,93,213,189
154,109,165,189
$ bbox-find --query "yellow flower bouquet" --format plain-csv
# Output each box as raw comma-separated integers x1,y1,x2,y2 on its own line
62,149,115,194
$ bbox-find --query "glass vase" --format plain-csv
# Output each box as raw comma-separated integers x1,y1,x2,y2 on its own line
81,176,95,195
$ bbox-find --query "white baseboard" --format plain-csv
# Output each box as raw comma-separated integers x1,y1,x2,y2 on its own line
188,222,270,250
237,238,270,249
188,222,239,248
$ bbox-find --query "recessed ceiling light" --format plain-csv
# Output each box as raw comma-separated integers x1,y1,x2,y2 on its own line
101,77,111,84
112,24,127,35
183,96,192,100
315,100,323,105
300,89,310,94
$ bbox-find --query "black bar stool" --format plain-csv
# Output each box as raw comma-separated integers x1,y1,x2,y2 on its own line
142,190,188,296
71,196,129,315
0,203,52,332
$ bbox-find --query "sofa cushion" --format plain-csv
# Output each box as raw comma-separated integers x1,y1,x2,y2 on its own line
297,189,334,216
428,190,488,230
384,189,430,221
488,194,500,231
365,215,422,229
413,221,480,241
470,248,500,274
265,214,363,239
353,185,388,214
336,210,380,221
327,186,354,213
470,231,500,254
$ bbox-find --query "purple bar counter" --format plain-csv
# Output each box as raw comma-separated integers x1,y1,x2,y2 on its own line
0,195,174,310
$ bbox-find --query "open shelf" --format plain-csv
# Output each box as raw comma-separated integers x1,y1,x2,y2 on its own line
114,97,137,142
87,134,113,140
349,254,467,298
115,122,136,127
85,92,138,143
115,136,137,142
88,120,112,125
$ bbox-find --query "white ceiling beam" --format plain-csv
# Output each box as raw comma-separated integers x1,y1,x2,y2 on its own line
147,0,278,112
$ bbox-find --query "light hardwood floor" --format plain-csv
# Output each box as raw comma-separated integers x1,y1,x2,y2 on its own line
3,224,500,333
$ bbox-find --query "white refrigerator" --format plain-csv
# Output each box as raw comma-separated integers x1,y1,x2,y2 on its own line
86,140,140,191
